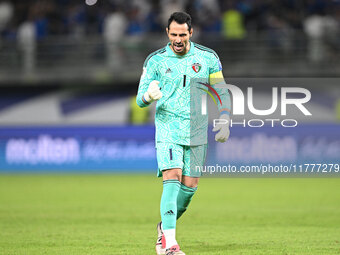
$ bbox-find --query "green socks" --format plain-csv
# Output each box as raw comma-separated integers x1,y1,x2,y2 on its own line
161,180,181,230
176,183,197,220
160,180,198,230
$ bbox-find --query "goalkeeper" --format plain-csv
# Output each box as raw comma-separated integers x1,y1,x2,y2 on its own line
136,12,231,255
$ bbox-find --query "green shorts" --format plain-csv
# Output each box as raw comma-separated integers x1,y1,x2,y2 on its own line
156,142,207,178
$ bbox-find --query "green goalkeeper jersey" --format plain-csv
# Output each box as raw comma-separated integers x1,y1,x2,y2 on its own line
137,41,230,146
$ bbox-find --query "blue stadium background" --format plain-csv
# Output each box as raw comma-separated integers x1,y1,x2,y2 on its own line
0,0,339,172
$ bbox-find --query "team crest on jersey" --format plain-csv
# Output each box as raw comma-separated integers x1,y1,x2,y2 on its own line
192,63,202,73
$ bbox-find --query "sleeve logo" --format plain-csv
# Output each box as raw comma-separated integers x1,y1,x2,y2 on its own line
218,60,222,71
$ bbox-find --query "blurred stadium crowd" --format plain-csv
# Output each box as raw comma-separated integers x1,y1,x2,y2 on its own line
0,0,339,39
0,0,339,80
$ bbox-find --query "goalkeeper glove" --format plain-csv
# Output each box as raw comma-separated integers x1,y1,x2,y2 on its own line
143,80,162,103
212,114,230,143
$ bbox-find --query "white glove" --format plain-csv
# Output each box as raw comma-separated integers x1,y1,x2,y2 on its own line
143,80,162,103
212,114,230,143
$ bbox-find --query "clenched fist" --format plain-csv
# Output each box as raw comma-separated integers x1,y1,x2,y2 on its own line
143,80,162,103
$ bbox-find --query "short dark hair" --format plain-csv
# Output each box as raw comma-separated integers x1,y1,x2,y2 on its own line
167,12,192,31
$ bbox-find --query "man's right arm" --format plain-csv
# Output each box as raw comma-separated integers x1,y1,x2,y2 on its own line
136,57,161,108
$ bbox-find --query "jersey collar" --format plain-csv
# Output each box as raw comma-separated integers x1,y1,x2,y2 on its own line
166,41,195,57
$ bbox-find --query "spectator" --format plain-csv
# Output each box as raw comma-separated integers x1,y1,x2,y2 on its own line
266,14,292,54
160,0,186,26
65,3,86,38
0,1,13,31
126,6,146,36
103,7,127,69
304,13,326,62
17,20,36,73
194,0,221,34
222,3,246,40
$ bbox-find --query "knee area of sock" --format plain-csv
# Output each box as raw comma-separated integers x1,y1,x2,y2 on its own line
183,183,198,189
180,183,198,194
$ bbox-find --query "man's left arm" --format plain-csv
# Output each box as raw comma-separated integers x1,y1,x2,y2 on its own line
209,53,231,143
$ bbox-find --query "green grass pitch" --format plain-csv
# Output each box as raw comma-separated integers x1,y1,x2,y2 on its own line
0,175,340,255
